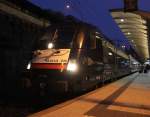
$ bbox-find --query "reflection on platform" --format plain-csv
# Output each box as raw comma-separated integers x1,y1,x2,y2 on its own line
29,72,150,117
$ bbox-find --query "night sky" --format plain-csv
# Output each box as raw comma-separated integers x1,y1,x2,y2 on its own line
30,0,150,47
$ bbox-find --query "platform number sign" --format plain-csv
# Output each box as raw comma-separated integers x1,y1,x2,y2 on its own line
124,0,138,12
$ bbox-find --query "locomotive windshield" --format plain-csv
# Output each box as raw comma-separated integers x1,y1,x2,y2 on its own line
36,26,75,50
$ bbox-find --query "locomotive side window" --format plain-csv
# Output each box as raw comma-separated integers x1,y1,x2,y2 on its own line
73,30,85,49
90,32,96,49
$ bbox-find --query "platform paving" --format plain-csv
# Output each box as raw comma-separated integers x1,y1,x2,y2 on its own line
29,72,150,117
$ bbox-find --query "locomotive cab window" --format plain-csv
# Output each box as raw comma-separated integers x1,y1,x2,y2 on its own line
36,26,75,49
54,28,75,48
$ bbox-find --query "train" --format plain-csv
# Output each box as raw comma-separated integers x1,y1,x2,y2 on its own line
22,20,137,95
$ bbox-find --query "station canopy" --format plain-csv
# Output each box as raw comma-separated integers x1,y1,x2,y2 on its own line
111,10,149,60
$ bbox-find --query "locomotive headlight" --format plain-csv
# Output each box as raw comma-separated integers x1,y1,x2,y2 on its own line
67,60,78,72
48,43,54,49
27,62,31,70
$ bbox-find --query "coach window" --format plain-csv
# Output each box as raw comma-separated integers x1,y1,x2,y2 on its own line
96,39,103,61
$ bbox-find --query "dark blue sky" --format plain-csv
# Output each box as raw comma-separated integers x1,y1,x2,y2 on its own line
30,0,150,47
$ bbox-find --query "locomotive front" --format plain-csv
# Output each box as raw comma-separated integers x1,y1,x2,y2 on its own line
25,25,80,94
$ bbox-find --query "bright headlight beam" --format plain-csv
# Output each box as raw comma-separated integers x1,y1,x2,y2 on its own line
48,43,53,49
27,62,31,70
67,61,77,72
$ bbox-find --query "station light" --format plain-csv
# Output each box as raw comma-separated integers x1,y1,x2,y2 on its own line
145,61,150,65
108,52,113,56
120,19,124,22
133,61,138,65
48,43,54,49
96,36,100,39
122,45,126,48
127,32,131,35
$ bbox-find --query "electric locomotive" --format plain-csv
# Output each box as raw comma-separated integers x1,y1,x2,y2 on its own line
24,21,131,95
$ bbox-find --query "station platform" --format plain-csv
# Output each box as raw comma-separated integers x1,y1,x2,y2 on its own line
29,72,150,117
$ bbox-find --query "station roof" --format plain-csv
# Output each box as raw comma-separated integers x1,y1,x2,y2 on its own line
110,9,150,61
